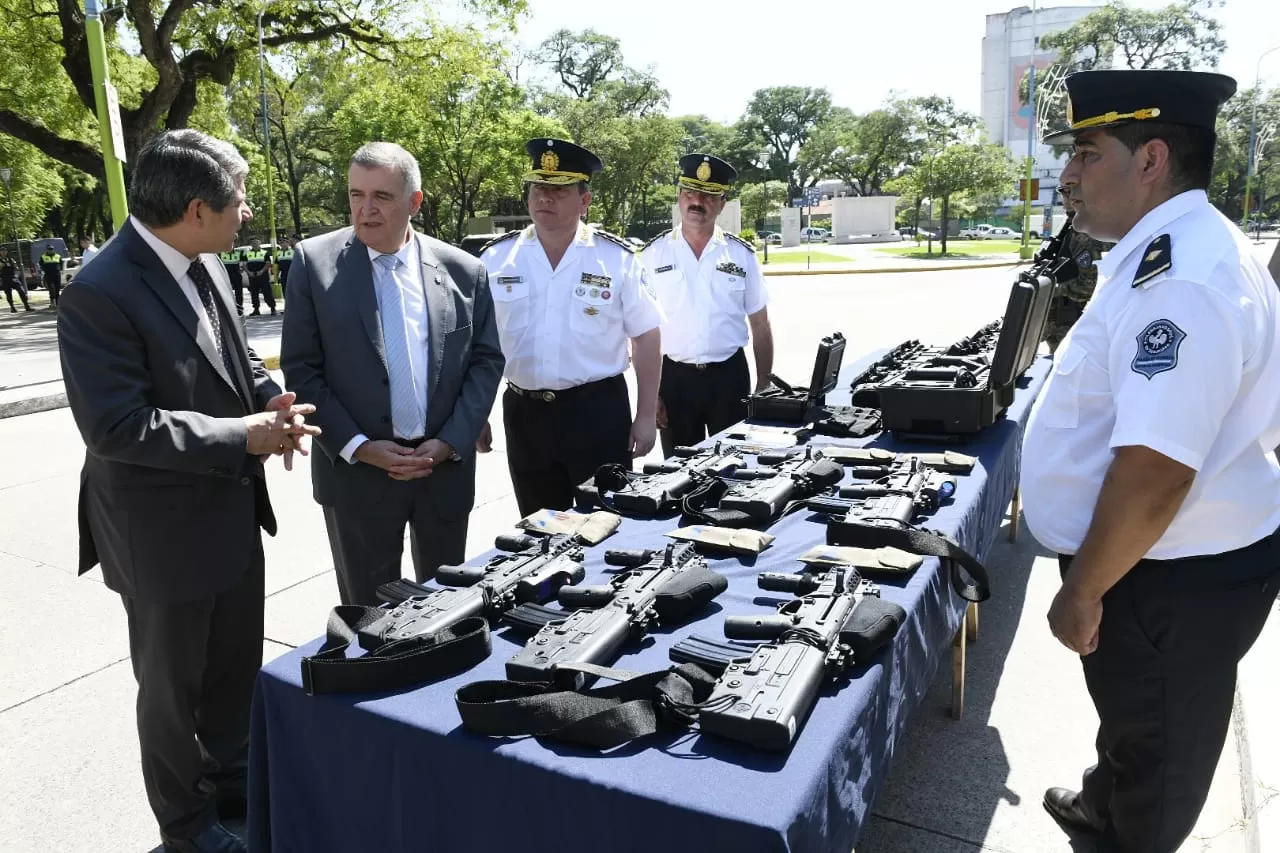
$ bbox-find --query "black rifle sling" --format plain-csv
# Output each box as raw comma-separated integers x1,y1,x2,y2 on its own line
455,662,718,750
300,605,491,696
680,477,756,527
835,524,991,603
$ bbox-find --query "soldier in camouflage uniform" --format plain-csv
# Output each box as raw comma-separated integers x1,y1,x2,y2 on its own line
1043,196,1111,353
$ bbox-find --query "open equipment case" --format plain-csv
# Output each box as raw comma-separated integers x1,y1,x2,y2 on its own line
746,332,847,425
873,223,1078,438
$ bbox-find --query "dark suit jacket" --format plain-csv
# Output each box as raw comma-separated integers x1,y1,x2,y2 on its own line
280,228,503,517
58,220,281,603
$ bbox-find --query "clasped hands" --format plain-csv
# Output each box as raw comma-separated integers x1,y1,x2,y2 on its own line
355,437,455,481
244,392,322,472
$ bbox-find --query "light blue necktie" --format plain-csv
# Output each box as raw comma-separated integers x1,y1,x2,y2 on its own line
373,253,422,438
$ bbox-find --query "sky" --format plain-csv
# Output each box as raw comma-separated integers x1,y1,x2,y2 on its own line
503,0,1279,121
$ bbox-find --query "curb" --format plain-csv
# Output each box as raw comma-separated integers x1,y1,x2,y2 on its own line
761,259,1028,276
0,389,68,420
1233,685,1262,853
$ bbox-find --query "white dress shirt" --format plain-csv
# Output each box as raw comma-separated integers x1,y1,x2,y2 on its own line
1020,190,1280,559
481,222,663,391
339,238,431,462
640,226,768,364
130,215,221,345
80,244,99,266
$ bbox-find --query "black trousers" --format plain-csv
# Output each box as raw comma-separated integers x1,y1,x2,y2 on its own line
247,273,275,312
122,540,265,840
658,349,750,457
2,280,30,311
1059,528,1280,853
225,268,244,315
503,374,632,517
321,470,468,606
44,272,61,305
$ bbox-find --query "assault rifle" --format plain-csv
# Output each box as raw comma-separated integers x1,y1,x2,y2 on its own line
298,531,588,695
849,339,930,407
669,563,898,750
362,532,587,648
681,446,845,527
503,542,727,686
574,442,744,515
804,458,991,603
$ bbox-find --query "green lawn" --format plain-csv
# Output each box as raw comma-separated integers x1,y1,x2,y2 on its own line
875,239,1025,258
755,249,851,264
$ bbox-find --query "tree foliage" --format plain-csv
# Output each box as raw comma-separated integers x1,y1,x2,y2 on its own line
740,86,833,202
892,140,1017,253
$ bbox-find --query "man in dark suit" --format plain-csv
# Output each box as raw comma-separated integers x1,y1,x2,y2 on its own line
281,141,504,606
58,130,319,853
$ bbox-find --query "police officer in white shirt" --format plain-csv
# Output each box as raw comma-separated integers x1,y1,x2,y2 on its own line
640,153,774,456
481,138,663,516
1020,70,1280,853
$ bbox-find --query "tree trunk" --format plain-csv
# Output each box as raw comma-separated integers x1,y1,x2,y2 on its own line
940,196,950,254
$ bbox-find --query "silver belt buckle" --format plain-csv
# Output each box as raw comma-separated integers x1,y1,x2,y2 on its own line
540,390,556,402
694,362,708,371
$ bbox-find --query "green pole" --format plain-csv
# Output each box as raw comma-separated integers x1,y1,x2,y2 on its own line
257,8,280,297
85,1,128,230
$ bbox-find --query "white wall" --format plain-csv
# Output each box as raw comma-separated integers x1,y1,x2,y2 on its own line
830,197,898,243
780,208,802,248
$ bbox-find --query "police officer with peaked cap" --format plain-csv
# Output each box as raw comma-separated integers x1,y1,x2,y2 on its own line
1020,69,1280,852
480,138,663,516
640,153,774,456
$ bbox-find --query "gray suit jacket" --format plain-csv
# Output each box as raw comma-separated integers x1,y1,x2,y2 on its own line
280,228,503,516
58,220,282,603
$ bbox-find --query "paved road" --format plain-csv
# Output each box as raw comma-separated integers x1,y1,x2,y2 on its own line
0,266,1271,852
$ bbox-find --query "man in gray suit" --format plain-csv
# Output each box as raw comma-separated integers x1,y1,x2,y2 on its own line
282,142,504,605
58,130,319,853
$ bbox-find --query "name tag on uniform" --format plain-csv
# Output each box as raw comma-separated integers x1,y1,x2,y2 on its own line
581,272,611,287
716,261,746,277
655,265,674,274
496,275,521,292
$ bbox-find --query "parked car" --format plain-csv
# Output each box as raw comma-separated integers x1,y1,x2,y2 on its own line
985,226,1022,240
765,233,783,245
958,224,994,239
801,227,829,242
457,233,507,257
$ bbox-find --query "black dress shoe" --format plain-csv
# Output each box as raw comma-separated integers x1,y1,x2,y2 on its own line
161,822,247,853
1043,786,1105,834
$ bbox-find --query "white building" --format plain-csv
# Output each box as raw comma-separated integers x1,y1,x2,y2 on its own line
981,3,1103,209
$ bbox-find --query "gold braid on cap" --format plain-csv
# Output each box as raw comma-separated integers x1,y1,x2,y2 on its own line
524,169,591,185
1072,107,1162,130
678,176,729,195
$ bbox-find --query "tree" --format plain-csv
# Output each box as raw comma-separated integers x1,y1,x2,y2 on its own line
1211,86,1280,221
329,29,563,242
0,0,523,183
739,86,833,202
1026,1,1227,143
738,181,787,232
800,100,924,197
895,142,1017,253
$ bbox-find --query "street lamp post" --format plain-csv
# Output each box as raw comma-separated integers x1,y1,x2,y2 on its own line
0,168,27,290
1243,45,1280,228
257,3,279,282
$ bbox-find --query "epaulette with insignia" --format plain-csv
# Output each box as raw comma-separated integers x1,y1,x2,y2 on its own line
725,231,755,252
478,230,521,253
592,228,635,253
1132,233,1171,287
640,229,672,251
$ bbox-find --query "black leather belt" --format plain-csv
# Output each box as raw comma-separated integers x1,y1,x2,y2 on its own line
393,436,427,448
507,375,622,403
664,352,741,372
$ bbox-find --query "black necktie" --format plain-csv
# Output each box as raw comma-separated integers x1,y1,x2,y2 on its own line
187,259,240,384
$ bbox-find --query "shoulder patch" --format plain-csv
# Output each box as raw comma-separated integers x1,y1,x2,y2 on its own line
640,229,672,251
1131,319,1186,379
1132,233,1171,287
479,230,521,253
725,231,755,251
593,228,635,253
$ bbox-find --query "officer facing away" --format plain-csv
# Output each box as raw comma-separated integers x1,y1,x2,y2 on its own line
1020,69,1280,853
40,244,63,308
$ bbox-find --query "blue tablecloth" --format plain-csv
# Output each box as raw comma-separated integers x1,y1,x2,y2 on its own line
248,355,1052,853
